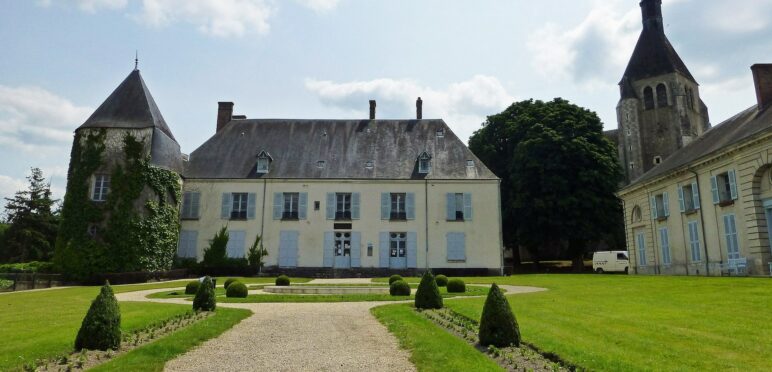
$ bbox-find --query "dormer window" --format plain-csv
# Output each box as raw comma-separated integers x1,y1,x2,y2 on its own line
417,152,432,174
256,150,273,174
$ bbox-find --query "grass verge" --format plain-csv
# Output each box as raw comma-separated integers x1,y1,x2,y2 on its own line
371,304,502,372
89,308,252,372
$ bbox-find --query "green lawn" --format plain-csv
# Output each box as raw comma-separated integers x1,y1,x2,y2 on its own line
428,275,772,371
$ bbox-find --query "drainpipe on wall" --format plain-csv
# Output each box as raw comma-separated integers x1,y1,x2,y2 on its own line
688,168,711,276
497,179,505,276
260,178,267,259
646,188,660,275
424,179,429,272
621,198,636,274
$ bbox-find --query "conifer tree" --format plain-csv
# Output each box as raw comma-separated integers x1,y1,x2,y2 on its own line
479,283,520,347
75,281,121,351
2,168,59,262
414,271,443,309
193,276,217,311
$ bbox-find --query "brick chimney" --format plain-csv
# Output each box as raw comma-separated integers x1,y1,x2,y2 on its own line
416,97,423,120
217,102,234,133
369,100,376,120
751,64,772,111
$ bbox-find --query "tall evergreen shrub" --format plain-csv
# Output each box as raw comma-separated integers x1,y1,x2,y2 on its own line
414,271,443,309
478,283,520,347
193,276,216,311
74,282,121,351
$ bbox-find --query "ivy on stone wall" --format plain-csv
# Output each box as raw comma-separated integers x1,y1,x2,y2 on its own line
54,131,181,281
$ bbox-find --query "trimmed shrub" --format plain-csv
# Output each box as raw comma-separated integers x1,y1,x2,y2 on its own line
435,274,448,287
193,276,216,311
388,274,403,285
389,280,411,296
75,282,121,351
226,281,248,298
446,278,466,293
185,280,201,295
275,275,290,286
479,283,520,347
223,278,237,289
414,271,443,309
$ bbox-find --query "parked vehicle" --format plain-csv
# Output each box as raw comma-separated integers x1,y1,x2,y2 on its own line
593,251,629,274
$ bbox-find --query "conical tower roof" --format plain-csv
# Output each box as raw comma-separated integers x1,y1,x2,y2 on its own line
78,69,177,141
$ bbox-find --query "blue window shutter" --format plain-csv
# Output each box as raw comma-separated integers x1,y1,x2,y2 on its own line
323,232,334,267
381,193,390,220
379,232,390,268
279,231,298,267
191,192,201,218
446,193,455,220
326,193,335,220
662,192,669,217
459,232,466,261
650,196,658,219
273,193,283,220
189,230,199,259
728,170,738,200
289,231,299,267
710,176,719,204
221,193,232,219
352,192,361,220
299,193,308,220
463,193,472,220
447,232,466,261
677,186,685,212
406,193,416,220
351,232,361,268
406,232,417,268
692,182,701,209
247,193,257,219
227,231,246,258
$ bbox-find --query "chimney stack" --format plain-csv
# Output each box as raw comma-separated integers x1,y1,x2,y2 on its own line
751,64,772,112
640,0,663,32
369,100,376,120
217,102,234,133
416,97,423,120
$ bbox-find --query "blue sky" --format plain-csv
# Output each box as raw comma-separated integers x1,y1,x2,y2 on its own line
1,0,770,209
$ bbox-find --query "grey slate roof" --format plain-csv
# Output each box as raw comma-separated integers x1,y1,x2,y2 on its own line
620,24,696,84
184,119,498,180
627,105,772,188
78,69,177,141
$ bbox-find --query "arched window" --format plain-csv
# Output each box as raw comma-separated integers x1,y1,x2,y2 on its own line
643,87,654,110
686,87,694,109
656,83,668,107
632,205,642,223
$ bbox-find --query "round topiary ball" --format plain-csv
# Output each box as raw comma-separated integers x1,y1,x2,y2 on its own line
226,281,248,298
388,274,403,285
389,280,411,296
435,274,449,287
185,280,201,295
446,278,466,293
275,275,290,286
223,278,237,289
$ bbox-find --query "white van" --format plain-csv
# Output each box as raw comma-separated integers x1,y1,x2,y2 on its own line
592,251,630,274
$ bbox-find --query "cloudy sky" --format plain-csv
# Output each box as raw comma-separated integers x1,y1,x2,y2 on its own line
1,0,770,210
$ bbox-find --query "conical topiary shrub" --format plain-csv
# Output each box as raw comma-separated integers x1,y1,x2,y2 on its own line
478,283,520,347
193,276,216,311
414,271,443,309
74,281,121,351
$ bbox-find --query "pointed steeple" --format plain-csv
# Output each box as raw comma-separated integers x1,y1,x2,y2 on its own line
79,69,177,142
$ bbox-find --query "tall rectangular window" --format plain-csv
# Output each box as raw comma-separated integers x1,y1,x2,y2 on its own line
659,227,671,265
92,174,110,202
181,192,201,219
336,193,352,220
283,192,299,219
688,221,701,262
723,214,740,260
231,193,248,220
390,232,406,258
454,193,464,220
390,193,406,220
636,232,647,266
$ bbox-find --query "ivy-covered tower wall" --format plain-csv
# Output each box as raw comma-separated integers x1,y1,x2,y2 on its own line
54,69,183,281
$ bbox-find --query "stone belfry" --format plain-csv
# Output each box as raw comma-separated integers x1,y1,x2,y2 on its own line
616,0,710,183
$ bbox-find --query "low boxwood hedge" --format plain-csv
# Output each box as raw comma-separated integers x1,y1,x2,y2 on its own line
446,278,466,293
226,281,248,298
275,275,290,286
435,274,448,287
185,280,201,295
389,280,411,296
388,274,403,285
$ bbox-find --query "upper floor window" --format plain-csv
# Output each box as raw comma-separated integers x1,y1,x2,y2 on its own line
678,182,700,213
643,86,654,110
711,170,738,205
221,192,255,220
256,150,272,174
650,191,669,220
417,152,432,174
390,193,406,220
326,192,360,220
686,87,695,109
631,205,642,223
231,192,248,220
283,192,299,219
273,192,307,220
336,193,352,220
181,191,201,219
446,193,472,221
92,174,110,202
656,83,668,107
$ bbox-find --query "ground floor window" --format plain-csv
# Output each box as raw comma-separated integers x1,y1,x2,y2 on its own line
659,227,671,266
723,214,740,259
335,232,351,257
636,231,647,266
390,233,406,258
688,221,701,262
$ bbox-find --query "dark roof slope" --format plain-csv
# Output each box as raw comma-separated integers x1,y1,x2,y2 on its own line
185,119,498,180
620,26,696,84
627,105,772,188
78,69,176,141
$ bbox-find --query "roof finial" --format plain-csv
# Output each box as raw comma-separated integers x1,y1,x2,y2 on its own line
134,50,139,71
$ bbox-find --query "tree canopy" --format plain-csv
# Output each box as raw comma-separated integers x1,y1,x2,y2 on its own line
469,98,623,268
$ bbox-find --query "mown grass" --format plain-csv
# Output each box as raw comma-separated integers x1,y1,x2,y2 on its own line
427,274,772,371
90,308,252,372
372,304,502,372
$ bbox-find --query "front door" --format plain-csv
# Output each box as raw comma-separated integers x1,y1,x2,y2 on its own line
389,232,407,269
334,232,351,268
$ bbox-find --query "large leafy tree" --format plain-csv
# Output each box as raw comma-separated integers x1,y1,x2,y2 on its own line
469,98,623,270
1,168,60,263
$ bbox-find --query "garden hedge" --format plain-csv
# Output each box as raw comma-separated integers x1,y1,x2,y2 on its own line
75,282,121,351
435,274,448,287
414,271,443,309
479,283,520,347
226,281,248,298
389,280,411,296
388,274,403,285
447,278,466,293
193,276,216,311
275,275,290,286
185,280,200,295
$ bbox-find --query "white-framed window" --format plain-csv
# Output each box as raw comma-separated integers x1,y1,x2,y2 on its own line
390,232,406,258
650,192,669,219
636,231,647,266
417,152,431,174
723,214,740,260
688,221,701,262
390,193,406,220
231,193,248,220
678,182,700,212
283,192,299,219
659,227,671,266
711,170,738,204
446,193,472,221
92,174,110,202
181,191,201,219
256,150,272,174
336,193,352,220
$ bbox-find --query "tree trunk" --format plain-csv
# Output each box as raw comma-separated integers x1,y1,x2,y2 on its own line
569,239,586,273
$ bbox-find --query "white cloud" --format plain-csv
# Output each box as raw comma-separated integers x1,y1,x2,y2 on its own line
137,0,274,37
77,0,127,13
305,75,515,143
296,0,341,13
0,175,28,209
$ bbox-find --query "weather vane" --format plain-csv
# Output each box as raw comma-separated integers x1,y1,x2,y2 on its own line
134,50,138,70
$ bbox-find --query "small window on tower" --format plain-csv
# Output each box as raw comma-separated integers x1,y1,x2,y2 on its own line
629,162,635,171
643,87,654,110
656,83,668,107
653,156,662,165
